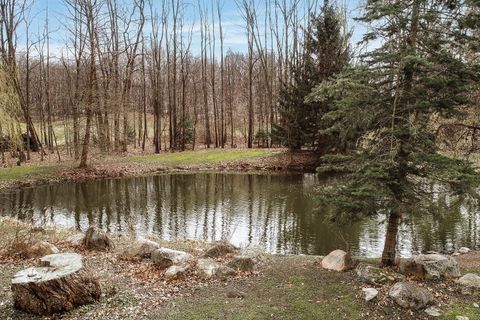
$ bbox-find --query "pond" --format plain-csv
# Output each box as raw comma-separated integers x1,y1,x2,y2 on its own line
0,172,478,257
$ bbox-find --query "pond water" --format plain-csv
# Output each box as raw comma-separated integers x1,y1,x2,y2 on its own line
0,172,478,257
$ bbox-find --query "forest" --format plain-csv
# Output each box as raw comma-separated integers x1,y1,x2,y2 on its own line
0,0,480,319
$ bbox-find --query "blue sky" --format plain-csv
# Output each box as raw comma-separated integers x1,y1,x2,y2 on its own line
20,0,366,57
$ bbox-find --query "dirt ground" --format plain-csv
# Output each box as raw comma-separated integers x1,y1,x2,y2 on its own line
0,221,479,320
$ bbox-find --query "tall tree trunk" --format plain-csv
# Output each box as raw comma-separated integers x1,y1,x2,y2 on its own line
381,210,400,266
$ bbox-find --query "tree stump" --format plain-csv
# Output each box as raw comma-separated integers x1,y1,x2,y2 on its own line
11,253,101,316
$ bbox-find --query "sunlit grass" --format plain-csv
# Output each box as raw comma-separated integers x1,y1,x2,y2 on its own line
125,149,278,165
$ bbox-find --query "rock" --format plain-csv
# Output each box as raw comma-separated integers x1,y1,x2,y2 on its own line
473,303,479,308
197,258,220,277
226,288,246,298
458,247,471,254
456,317,469,320
151,248,193,269
362,288,378,301
425,306,442,317
239,245,265,263
456,274,480,289
82,226,113,251
398,258,426,280
388,282,434,310
356,263,403,285
216,265,237,277
164,264,191,280
227,256,255,272
321,250,355,272
121,239,160,259
11,253,100,316
203,242,238,258
411,254,461,279
21,241,59,259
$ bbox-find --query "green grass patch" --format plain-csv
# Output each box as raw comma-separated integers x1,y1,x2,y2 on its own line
443,303,480,319
125,149,277,166
0,164,63,183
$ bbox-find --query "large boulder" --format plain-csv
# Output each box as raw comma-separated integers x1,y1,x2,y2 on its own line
356,263,403,285
197,258,220,277
203,242,238,258
388,282,434,310
456,273,480,289
412,253,461,279
151,248,193,269
82,226,113,251
121,239,160,259
321,250,355,272
239,245,266,263
11,253,100,316
21,240,59,259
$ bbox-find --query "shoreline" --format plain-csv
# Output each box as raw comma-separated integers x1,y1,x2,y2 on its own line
0,149,319,192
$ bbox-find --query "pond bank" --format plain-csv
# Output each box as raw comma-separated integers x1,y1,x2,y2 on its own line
0,219,479,320
0,149,319,191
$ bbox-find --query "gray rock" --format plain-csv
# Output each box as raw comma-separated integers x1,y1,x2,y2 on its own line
411,253,460,279
227,256,255,272
473,303,479,308
164,263,191,280
82,226,113,251
362,288,378,301
458,247,471,254
239,245,265,263
388,282,434,310
21,241,59,259
151,248,193,269
121,239,160,259
356,263,403,285
456,274,480,289
321,250,355,272
197,258,219,277
425,306,442,317
203,242,238,258
226,289,245,298
456,317,469,320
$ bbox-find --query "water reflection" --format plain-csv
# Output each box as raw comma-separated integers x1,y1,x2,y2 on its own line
0,173,478,257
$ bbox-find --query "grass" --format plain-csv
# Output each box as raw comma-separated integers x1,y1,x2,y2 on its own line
125,149,277,166
0,149,281,188
0,163,64,183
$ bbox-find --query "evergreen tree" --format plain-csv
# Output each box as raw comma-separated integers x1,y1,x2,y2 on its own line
308,0,480,266
275,1,350,150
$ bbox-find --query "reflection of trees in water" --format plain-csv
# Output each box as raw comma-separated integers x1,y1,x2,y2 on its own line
0,174,478,256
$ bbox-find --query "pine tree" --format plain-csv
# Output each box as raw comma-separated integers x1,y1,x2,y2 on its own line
275,1,350,150
308,0,480,266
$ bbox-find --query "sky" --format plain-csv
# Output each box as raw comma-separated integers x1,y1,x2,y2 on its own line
19,0,366,58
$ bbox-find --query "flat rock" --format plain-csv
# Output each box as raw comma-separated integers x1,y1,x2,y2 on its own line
456,274,480,289
239,245,266,263
410,254,460,279
388,282,434,310
164,263,191,280
82,226,113,251
227,256,255,272
362,288,378,301
151,248,193,269
226,288,246,298
197,258,220,277
458,247,471,254
321,250,355,272
11,253,100,316
203,242,238,258
356,263,403,285
425,306,442,317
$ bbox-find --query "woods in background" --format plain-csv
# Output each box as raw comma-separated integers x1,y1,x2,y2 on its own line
1,0,347,167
